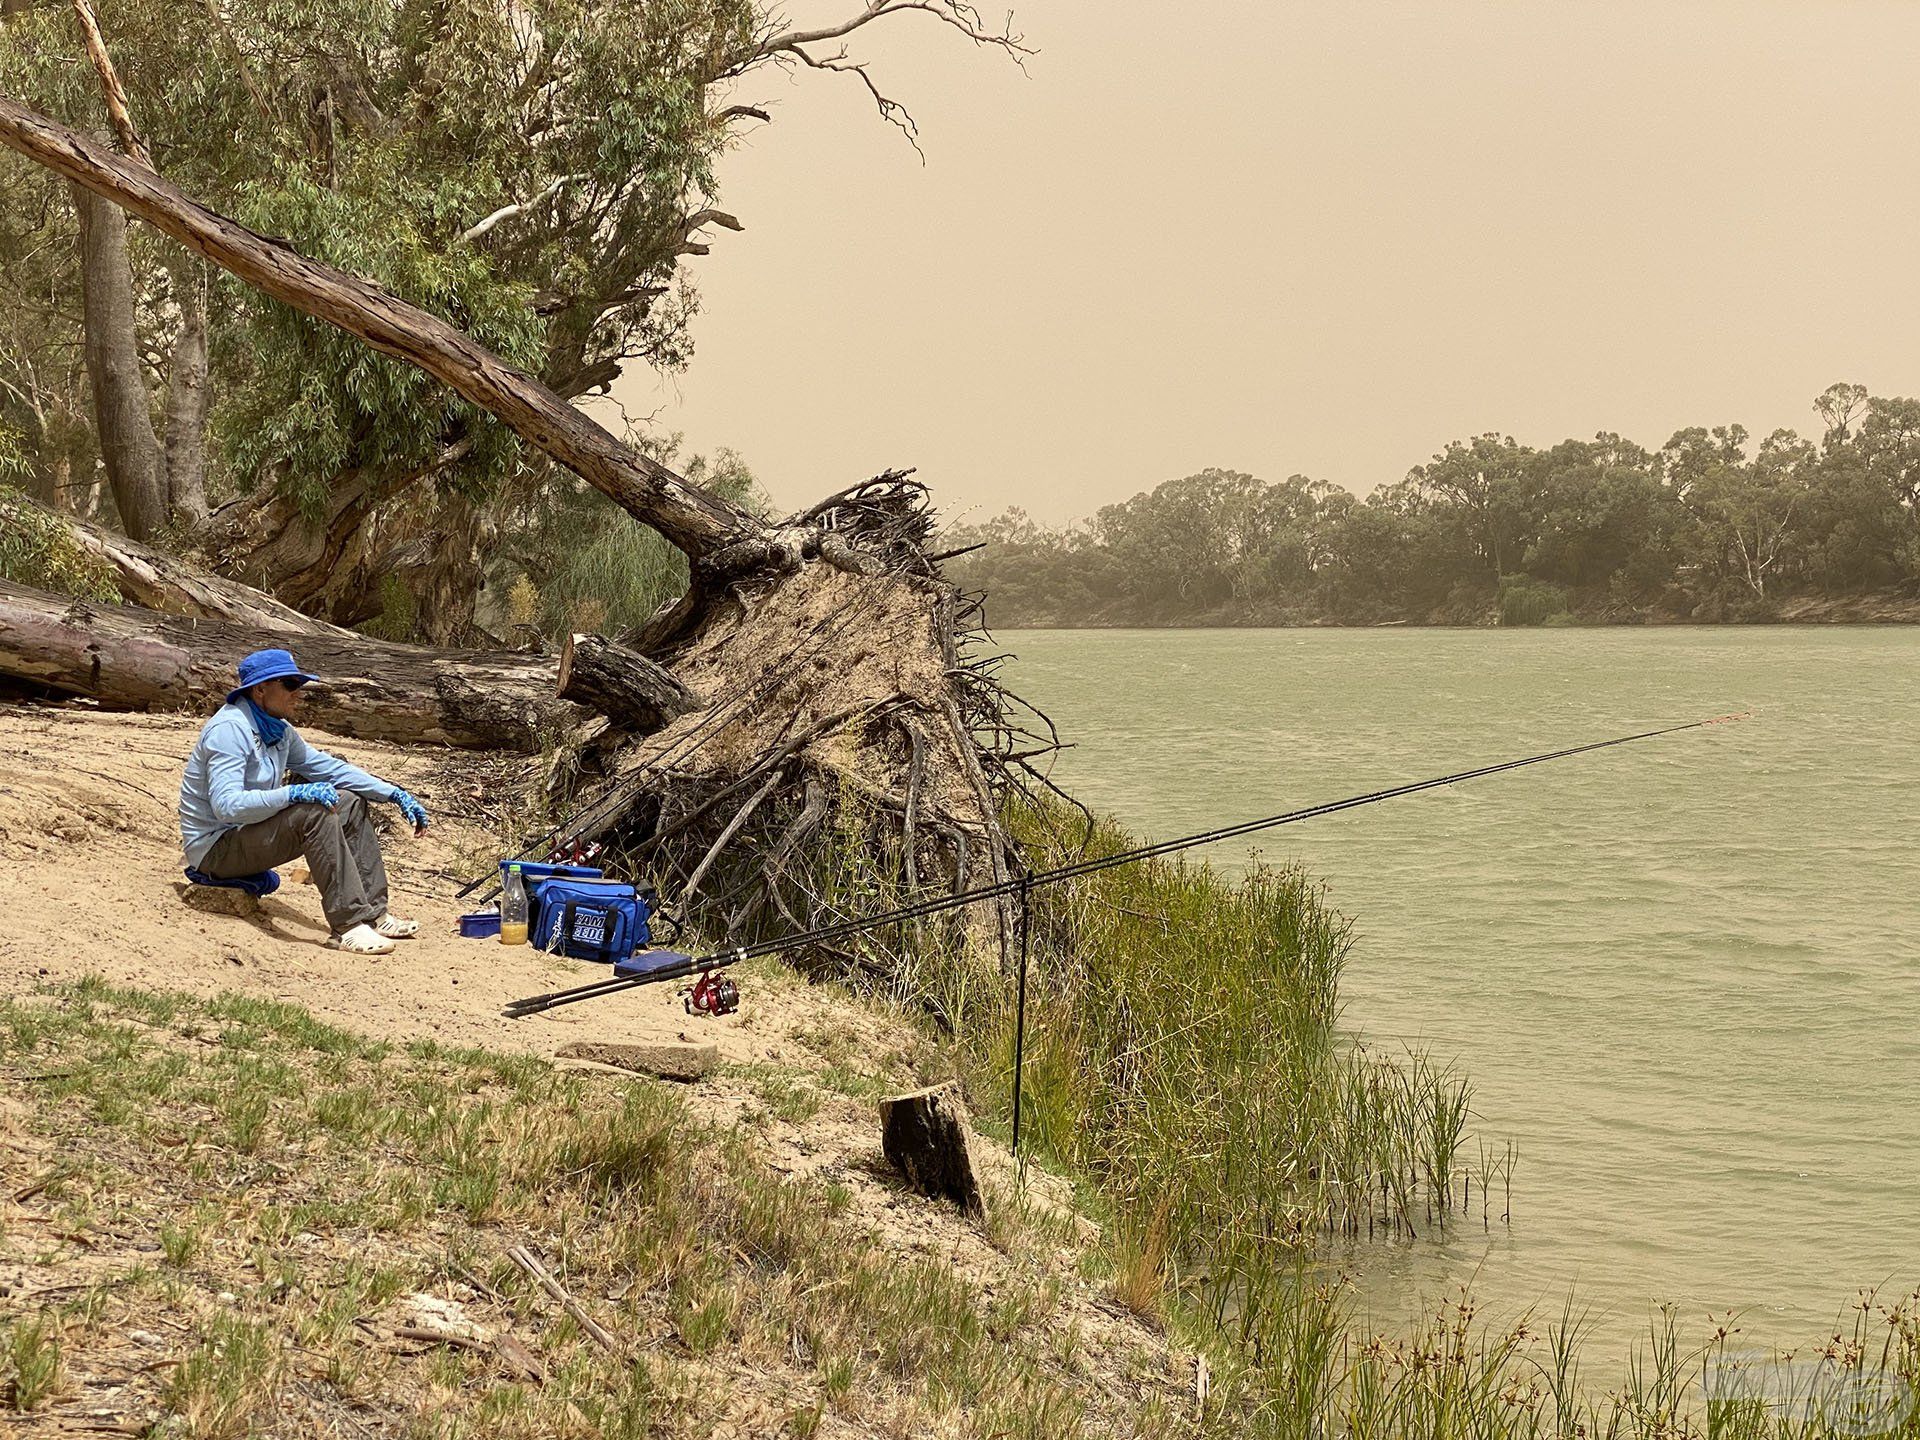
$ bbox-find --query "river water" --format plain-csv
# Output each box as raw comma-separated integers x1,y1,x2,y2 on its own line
999,627,1920,1351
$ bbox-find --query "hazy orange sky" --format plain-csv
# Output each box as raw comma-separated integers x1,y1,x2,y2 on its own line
620,1,1920,526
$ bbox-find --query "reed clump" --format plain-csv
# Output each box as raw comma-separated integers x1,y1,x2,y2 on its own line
964,804,1478,1265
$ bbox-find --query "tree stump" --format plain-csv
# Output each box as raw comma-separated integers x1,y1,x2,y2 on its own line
878,1082,982,1214
556,632,695,732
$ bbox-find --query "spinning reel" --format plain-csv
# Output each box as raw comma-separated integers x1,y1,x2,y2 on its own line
682,969,740,1017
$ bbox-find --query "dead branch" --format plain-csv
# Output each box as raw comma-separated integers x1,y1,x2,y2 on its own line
69,0,149,165
736,0,1030,150
505,1245,621,1356
679,765,785,905
748,0,1029,65
673,207,744,257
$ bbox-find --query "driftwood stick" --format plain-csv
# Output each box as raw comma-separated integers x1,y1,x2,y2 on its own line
901,716,926,898
506,1245,621,1355
394,1326,489,1352
679,765,785,904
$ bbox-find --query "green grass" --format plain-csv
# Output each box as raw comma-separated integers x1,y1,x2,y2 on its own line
0,982,1197,1438
2,1313,64,1412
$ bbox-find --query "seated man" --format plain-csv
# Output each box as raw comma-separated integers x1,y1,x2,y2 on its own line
179,647,432,956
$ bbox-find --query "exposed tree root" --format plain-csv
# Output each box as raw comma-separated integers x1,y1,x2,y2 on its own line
524,478,1056,998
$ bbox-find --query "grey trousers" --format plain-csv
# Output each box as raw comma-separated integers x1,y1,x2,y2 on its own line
201,791,389,934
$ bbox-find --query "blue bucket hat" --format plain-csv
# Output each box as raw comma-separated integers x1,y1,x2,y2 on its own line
227,648,319,705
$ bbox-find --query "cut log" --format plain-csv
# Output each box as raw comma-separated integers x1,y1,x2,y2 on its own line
556,632,696,732
878,1082,983,1214
0,577,570,751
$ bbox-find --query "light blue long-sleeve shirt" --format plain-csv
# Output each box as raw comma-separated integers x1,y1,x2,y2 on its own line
178,701,394,868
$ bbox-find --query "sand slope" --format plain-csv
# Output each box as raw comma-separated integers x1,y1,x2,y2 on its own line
0,703,857,1064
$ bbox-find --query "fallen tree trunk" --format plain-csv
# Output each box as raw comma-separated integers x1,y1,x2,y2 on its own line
556,632,695,731
50,504,358,637
0,578,570,750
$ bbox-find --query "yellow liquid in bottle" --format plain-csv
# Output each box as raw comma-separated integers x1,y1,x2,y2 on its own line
499,921,528,946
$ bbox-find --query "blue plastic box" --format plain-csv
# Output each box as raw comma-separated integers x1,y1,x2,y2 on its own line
458,910,502,939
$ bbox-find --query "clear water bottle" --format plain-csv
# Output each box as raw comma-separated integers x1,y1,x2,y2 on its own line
500,863,528,945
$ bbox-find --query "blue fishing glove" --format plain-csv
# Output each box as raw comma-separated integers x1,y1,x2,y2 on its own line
287,781,340,809
390,787,429,831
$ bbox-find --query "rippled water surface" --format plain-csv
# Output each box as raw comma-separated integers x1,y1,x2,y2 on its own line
1000,627,1920,1348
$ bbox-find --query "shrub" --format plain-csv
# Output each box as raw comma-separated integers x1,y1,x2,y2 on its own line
1496,573,1571,626
0,487,120,602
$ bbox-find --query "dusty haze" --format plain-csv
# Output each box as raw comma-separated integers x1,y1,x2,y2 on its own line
622,0,1920,524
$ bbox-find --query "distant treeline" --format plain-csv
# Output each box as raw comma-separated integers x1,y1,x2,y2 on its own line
942,384,1920,627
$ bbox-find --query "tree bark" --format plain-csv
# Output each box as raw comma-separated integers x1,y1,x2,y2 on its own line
197,451,490,642
162,263,210,528
0,95,758,561
0,577,571,750
73,184,166,542
45,501,356,635
556,631,696,730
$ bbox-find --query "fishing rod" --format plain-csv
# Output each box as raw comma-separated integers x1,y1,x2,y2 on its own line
503,711,1748,1020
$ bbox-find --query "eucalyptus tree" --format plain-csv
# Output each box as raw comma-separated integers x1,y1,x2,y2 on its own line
0,0,1025,637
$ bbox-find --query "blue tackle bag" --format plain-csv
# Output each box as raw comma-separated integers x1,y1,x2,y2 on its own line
529,876,651,962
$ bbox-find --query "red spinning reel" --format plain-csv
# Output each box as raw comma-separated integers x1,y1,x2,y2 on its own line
682,969,740,1017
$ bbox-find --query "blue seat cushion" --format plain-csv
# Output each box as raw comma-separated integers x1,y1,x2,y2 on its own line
613,949,694,981
184,867,281,898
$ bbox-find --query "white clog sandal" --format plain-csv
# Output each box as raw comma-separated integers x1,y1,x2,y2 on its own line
326,923,396,955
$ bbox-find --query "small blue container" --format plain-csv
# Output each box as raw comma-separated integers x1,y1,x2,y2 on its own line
458,910,502,939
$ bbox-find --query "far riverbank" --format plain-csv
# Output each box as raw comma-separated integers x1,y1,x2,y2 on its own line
980,587,1920,630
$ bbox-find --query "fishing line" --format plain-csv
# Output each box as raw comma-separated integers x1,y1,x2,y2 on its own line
504,711,1748,1019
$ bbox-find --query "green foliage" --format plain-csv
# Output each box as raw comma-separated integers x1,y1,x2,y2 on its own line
0,486,120,601
3,1313,64,1412
0,0,786,530
490,444,761,639
0,420,23,479
944,388,1920,627
946,798,1476,1361
1496,573,1570,626
358,573,422,643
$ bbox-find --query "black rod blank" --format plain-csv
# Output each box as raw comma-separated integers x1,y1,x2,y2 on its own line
503,714,1744,1018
